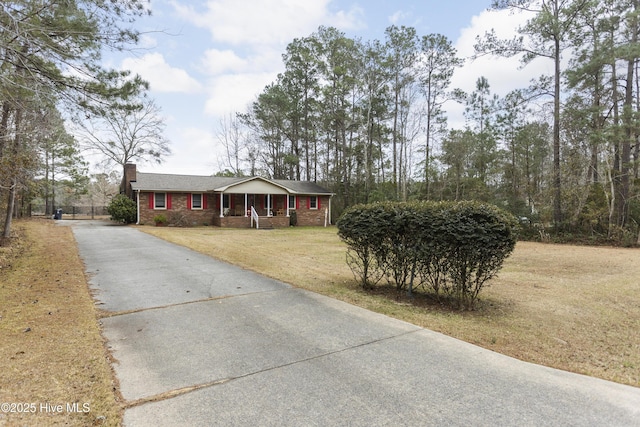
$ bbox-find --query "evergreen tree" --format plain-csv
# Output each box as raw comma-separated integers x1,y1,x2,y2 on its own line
0,0,149,243
477,0,592,225
417,34,463,199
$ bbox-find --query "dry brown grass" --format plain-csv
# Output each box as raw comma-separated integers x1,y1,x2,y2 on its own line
141,225,640,388
0,219,121,426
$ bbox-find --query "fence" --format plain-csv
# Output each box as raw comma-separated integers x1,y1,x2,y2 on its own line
30,205,110,219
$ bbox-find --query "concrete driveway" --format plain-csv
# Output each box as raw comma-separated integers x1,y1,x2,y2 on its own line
67,220,640,426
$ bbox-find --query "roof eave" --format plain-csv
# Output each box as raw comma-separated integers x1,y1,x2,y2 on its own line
131,186,211,192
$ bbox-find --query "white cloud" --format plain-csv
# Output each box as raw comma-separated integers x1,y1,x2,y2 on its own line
446,7,553,129
201,49,248,75
137,34,159,50
452,8,551,96
172,0,364,47
144,126,217,175
331,5,366,31
389,10,409,25
121,53,203,93
204,72,278,117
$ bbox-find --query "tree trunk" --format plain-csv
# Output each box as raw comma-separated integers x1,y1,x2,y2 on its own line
1,180,17,245
610,49,621,234
392,76,399,199
0,102,11,230
1,108,21,246
552,35,563,225
613,0,638,228
619,0,638,227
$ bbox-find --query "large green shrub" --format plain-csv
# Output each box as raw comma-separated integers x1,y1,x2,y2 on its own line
337,203,388,288
107,194,137,224
337,201,518,309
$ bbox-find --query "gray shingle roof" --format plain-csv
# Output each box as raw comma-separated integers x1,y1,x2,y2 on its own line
130,173,238,192
272,179,334,195
130,172,333,195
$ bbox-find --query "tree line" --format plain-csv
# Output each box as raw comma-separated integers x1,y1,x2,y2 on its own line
0,0,170,245
220,0,640,244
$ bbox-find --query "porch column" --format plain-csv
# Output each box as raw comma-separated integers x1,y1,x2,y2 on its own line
219,193,224,218
267,194,272,217
244,193,248,217
286,194,290,217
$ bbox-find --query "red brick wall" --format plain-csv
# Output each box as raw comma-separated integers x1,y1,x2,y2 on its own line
294,195,331,226
139,192,215,226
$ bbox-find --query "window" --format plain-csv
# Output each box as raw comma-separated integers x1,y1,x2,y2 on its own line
288,195,297,209
192,193,202,209
309,196,318,210
154,192,166,209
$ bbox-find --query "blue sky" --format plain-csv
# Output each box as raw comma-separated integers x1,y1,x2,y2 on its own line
100,1,546,175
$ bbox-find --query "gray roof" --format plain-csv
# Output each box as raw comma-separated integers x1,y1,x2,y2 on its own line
272,179,334,195
131,173,239,192
130,172,333,195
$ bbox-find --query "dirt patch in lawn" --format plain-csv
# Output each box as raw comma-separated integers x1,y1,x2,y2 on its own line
141,225,640,387
0,219,121,426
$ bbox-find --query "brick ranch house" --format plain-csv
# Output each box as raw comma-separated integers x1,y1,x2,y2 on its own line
121,164,334,228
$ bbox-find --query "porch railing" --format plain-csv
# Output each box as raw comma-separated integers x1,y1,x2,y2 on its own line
250,206,259,229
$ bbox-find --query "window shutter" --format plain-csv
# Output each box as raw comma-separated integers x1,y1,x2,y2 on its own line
203,194,208,210
149,193,154,209
296,196,299,210
307,197,311,209
187,193,192,210
317,196,321,209
215,194,220,209
167,193,172,209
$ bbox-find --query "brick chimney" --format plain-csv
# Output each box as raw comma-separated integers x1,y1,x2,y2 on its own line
121,163,137,198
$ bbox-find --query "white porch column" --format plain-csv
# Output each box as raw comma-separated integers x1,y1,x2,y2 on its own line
267,194,272,216
244,193,248,217
219,193,224,217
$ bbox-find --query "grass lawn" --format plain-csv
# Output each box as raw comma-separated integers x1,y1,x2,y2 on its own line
0,220,121,426
141,225,640,388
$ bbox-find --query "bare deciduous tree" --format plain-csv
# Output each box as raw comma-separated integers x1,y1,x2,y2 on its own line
77,98,171,176
216,113,247,176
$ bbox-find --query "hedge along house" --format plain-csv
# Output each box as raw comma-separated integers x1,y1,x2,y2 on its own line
121,164,334,228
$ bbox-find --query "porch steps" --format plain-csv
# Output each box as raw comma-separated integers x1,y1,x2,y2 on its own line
257,217,274,230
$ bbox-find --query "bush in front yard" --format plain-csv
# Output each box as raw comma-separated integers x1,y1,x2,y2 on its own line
337,201,518,309
107,194,137,224
434,201,519,308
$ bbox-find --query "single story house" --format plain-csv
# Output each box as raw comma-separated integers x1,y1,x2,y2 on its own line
121,164,334,228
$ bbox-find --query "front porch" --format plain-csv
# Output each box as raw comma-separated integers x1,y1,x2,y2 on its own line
213,214,290,229
214,192,292,227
